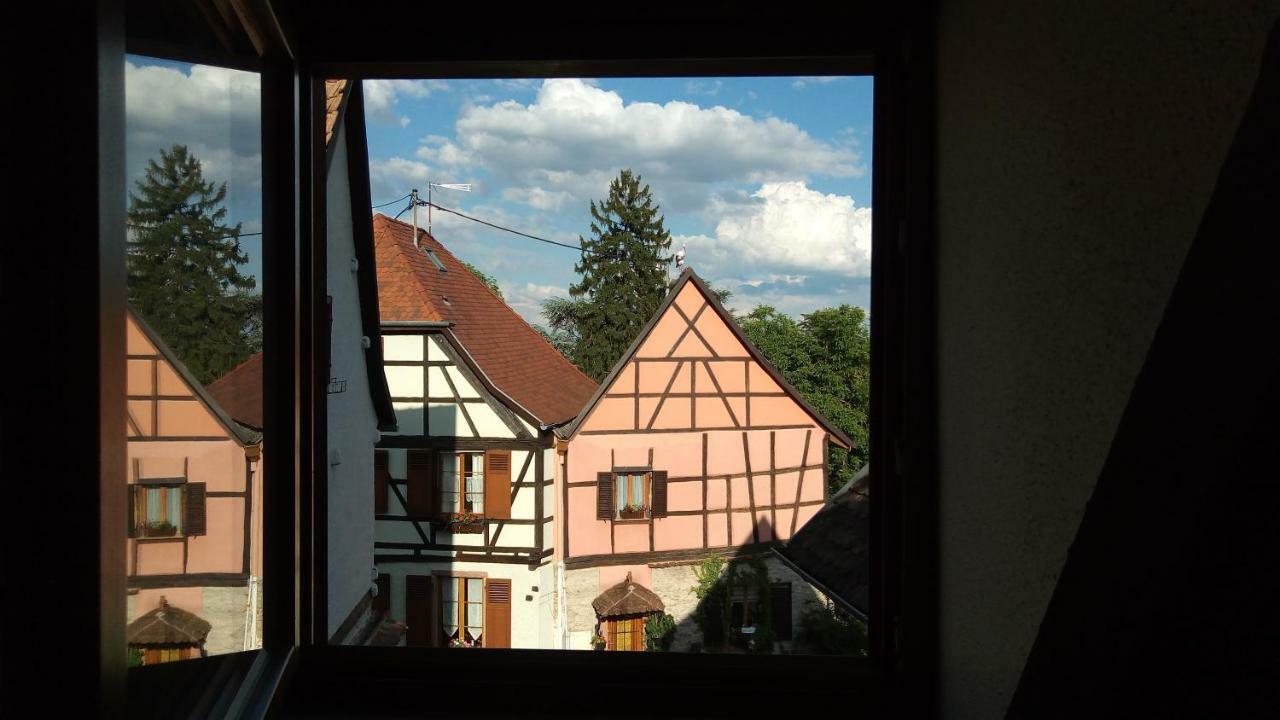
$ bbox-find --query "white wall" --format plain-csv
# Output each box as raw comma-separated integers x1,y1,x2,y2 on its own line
935,3,1279,717
326,120,382,641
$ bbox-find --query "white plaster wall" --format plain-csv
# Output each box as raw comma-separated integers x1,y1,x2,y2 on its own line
382,560,552,648
325,121,381,641
935,3,1280,716
382,334,519,440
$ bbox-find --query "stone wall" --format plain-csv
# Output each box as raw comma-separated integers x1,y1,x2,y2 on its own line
565,555,828,653
202,586,251,655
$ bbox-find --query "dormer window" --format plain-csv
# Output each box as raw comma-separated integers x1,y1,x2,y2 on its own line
424,248,447,272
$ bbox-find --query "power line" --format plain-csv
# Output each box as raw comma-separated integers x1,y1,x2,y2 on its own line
371,193,411,209
416,199,611,257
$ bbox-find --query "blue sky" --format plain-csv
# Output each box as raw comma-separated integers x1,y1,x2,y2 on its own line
124,57,873,324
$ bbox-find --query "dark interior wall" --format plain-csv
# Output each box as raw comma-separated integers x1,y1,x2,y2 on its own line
934,2,1280,717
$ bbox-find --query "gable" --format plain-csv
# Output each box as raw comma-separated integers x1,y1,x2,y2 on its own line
126,310,258,445
571,270,853,446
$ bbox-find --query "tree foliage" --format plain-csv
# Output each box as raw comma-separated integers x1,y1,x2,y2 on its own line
737,304,870,493
127,144,260,384
550,169,673,380
462,261,503,299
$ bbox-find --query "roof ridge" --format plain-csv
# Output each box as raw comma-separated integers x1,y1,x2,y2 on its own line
377,213,596,387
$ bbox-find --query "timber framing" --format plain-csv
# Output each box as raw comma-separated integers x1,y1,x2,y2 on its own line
557,270,855,449
127,572,249,589
564,543,782,570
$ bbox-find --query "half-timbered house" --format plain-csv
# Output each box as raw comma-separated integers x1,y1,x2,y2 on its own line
371,214,597,648
125,308,263,662
554,268,856,651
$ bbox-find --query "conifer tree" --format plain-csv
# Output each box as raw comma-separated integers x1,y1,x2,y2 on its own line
567,169,673,380
127,144,261,384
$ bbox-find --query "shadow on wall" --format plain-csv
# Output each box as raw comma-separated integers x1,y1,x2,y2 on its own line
634,516,868,656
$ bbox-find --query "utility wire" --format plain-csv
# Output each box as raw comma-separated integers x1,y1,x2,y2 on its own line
371,193,411,209
415,199,610,257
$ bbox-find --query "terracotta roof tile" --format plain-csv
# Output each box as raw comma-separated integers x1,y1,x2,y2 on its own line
207,351,263,430
126,597,212,647
324,79,347,146
372,213,598,425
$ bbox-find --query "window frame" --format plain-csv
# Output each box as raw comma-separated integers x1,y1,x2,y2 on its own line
42,4,939,718
440,451,486,516
131,482,186,538
440,575,486,648
613,470,651,520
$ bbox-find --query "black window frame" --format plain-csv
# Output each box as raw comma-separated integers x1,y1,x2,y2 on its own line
11,3,936,717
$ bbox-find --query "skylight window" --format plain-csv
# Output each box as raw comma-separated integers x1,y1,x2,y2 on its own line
424,248,447,272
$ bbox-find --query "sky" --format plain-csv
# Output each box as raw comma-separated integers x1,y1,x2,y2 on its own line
124,56,874,325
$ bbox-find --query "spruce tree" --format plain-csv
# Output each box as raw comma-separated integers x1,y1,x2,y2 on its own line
568,169,673,380
127,144,261,384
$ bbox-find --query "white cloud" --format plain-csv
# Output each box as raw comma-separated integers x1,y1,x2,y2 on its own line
363,79,449,126
124,60,261,219
677,181,871,277
684,79,723,96
368,157,433,201
792,76,845,89
416,79,862,214
501,281,568,323
501,186,575,212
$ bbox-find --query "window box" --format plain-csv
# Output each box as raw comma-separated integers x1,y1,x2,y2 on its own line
143,521,178,538
438,511,485,534
618,504,648,520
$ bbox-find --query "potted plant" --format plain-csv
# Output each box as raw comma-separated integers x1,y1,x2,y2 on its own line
591,633,607,651
145,520,177,537
448,636,479,648
440,511,485,534
618,502,648,520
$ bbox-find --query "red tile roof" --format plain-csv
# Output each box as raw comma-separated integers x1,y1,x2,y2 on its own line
207,351,263,430
324,79,347,146
372,213,597,425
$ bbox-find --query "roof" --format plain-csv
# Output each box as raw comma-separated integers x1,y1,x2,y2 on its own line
773,465,870,619
128,305,261,446
126,597,212,647
324,79,348,146
558,267,856,448
592,573,665,617
372,213,598,425
207,351,263,431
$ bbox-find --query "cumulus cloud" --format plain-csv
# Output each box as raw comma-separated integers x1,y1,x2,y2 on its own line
501,186,575,212
677,181,871,277
124,60,261,219
501,281,568,324
414,79,862,214
363,79,449,126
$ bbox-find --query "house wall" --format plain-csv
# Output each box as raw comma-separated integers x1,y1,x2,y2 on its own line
934,2,1280,717
125,312,262,654
377,330,555,646
325,119,383,641
562,556,825,652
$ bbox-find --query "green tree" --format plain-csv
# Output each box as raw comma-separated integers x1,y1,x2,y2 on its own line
127,144,260,384
562,169,673,380
737,304,870,493
462,261,503,299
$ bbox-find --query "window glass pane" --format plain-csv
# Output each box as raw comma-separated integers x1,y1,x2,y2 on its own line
363,74,870,657
123,55,263,665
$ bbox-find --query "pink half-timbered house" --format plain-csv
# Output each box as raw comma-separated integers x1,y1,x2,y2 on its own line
554,268,855,651
125,308,264,663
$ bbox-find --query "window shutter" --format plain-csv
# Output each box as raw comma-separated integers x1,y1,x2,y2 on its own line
650,471,668,517
406,450,433,516
374,573,390,615
184,483,207,536
596,472,614,520
127,485,137,538
374,450,390,514
483,450,512,519
484,579,512,648
770,583,793,641
405,574,432,646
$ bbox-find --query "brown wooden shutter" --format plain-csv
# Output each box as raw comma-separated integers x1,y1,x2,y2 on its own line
650,471,668,517
484,579,512,648
374,573,390,615
405,574,432,646
406,450,433,516
484,450,512,519
184,483,207,536
373,450,390,514
127,485,137,538
770,583,793,641
596,472,615,519
633,617,646,651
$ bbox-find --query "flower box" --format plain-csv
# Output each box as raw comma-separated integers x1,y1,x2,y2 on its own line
617,504,648,520
438,512,485,534
143,521,177,538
